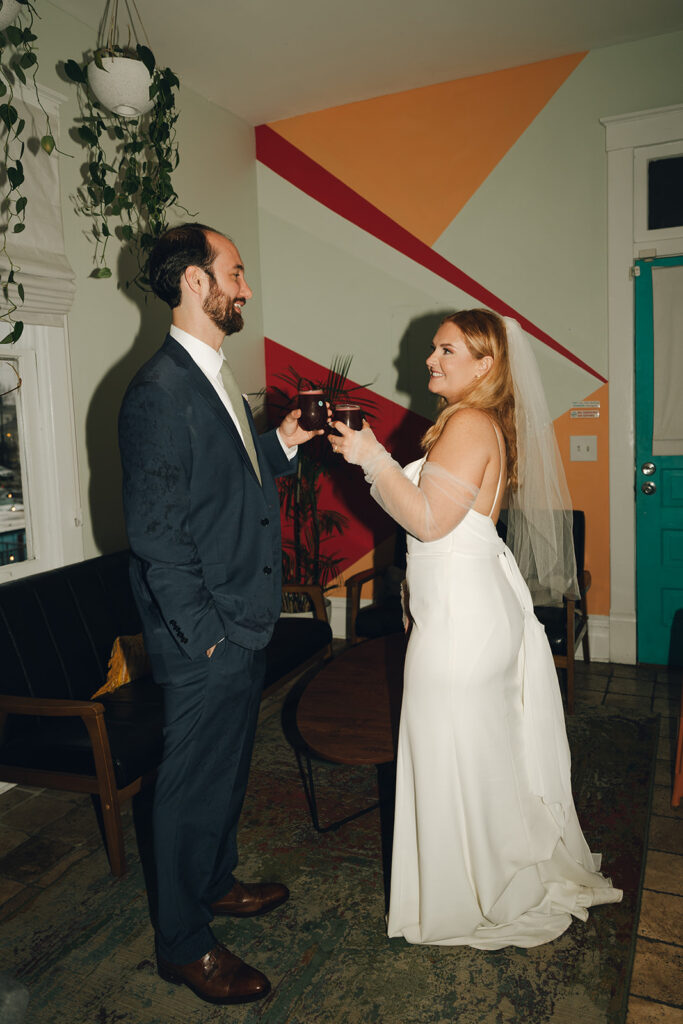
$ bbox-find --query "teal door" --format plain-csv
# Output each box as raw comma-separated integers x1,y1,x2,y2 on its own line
634,255,683,665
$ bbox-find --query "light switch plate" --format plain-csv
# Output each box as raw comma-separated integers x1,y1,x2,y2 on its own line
570,436,598,461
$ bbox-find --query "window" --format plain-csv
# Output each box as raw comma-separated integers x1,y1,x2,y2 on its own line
648,155,683,231
0,325,83,581
0,358,30,566
635,139,683,251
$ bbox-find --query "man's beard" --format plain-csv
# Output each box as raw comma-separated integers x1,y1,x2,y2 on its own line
203,278,244,335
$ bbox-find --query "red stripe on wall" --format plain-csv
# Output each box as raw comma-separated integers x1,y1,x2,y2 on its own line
256,124,606,384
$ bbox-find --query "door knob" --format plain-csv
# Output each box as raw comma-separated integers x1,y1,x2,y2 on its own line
641,481,656,495
641,462,656,476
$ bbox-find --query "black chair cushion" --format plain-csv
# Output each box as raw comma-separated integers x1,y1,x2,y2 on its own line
265,617,332,688
0,676,163,789
355,596,403,639
534,606,586,657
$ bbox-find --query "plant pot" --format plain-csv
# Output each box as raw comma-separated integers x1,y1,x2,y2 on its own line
0,0,23,30
87,55,154,118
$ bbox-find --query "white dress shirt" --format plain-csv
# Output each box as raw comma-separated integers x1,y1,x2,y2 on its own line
169,324,296,459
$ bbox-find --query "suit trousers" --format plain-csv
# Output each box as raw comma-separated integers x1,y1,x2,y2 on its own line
149,637,265,964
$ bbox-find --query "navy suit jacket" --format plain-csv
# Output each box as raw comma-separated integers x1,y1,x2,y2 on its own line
119,335,296,661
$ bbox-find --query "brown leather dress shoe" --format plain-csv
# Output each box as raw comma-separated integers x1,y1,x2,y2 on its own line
157,943,270,1005
211,880,290,917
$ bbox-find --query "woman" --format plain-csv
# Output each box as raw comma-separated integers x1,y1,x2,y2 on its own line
329,310,621,949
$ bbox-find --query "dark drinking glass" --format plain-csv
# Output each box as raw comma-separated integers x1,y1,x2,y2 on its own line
334,404,363,431
297,389,327,430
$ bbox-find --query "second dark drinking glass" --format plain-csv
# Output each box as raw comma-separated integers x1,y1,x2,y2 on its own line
333,404,363,431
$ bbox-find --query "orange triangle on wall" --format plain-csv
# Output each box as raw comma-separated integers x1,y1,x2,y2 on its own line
269,53,585,246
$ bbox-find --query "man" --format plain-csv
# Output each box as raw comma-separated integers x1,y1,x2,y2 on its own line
119,223,318,1005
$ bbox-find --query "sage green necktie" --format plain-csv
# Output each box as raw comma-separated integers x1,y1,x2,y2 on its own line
219,360,261,484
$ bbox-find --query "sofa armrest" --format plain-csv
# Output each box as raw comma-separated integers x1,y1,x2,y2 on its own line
0,695,105,719
282,583,328,623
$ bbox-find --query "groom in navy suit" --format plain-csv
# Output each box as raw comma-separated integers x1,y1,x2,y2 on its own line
119,223,319,1006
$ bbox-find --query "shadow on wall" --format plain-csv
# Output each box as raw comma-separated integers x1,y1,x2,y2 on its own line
387,310,445,461
85,246,169,554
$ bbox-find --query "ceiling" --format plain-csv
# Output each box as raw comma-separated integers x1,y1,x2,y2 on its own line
52,0,683,125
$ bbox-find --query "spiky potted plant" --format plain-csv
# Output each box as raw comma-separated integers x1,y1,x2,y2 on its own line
268,356,376,613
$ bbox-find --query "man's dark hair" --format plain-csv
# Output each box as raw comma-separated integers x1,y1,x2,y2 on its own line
148,222,220,308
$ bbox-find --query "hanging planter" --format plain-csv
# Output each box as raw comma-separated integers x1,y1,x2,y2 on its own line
86,53,154,118
63,0,185,289
0,0,23,31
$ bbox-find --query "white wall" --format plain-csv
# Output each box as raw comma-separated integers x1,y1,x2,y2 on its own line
36,1,265,557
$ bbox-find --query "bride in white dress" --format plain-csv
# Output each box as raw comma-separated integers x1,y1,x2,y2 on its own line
329,310,621,949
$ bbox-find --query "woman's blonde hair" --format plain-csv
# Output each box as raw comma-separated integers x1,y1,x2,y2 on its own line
421,309,518,489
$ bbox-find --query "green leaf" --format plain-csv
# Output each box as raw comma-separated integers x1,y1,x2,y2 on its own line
0,103,18,129
93,48,107,71
113,125,124,139
19,51,37,69
12,222,25,233
120,225,134,241
0,81,6,97
40,135,55,155
91,267,112,279
101,221,110,237
15,117,24,136
78,125,98,146
64,59,86,84
15,195,26,213
17,283,24,301
5,25,23,46
136,44,155,76
11,321,24,342
7,162,24,188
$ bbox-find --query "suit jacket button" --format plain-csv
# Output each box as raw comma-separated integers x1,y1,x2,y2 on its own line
263,566,272,575
261,518,269,526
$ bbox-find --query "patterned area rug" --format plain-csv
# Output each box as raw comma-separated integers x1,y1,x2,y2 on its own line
0,681,657,1024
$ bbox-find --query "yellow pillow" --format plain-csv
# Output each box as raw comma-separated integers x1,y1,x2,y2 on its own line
91,634,150,698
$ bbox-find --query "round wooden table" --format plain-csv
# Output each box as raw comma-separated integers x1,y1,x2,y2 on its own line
296,634,406,766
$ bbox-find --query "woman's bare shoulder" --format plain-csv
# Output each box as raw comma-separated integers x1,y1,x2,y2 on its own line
429,408,497,474
440,407,497,442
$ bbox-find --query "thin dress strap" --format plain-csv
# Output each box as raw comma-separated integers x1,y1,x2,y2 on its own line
487,418,505,519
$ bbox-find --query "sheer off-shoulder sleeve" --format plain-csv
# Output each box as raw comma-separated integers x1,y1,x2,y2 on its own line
346,428,479,542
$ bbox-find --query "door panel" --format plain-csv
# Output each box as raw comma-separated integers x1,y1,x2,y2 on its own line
634,255,683,664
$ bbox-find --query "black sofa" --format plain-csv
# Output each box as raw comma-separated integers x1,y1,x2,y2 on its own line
0,551,332,876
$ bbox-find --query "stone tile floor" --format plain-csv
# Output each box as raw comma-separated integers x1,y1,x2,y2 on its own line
0,659,681,1022
571,661,682,1024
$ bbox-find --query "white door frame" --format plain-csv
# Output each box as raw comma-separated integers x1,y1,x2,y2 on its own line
601,103,683,663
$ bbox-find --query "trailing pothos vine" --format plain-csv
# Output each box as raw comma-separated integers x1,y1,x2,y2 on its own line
64,45,183,290
1,0,57,343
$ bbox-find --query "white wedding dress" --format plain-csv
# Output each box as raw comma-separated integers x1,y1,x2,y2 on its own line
386,456,622,949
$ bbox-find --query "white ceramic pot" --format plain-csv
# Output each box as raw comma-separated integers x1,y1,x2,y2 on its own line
0,0,23,30
87,56,154,119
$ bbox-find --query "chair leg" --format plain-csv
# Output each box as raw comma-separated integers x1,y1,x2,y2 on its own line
672,682,683,808
83,713,128,876
99,792,127,877
581,628,590,664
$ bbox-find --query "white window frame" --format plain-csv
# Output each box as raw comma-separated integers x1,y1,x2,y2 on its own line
0,323,83,581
